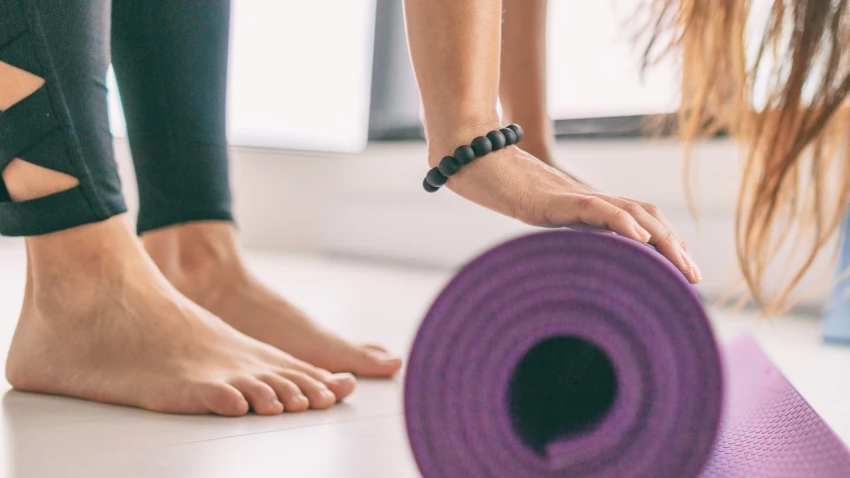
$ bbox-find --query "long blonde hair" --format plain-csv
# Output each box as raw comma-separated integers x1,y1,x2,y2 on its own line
641,0,850,314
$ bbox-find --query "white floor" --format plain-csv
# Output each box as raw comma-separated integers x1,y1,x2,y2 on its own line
0,241,849,478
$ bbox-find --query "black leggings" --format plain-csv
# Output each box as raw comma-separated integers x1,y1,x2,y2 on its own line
0,0,232,236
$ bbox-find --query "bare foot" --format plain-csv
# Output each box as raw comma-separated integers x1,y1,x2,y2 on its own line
5,216,356,416
142,223,403,378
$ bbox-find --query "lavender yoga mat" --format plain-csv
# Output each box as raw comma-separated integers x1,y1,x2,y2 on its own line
404,230,850,477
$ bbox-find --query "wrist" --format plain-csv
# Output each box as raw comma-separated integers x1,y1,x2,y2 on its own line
423,114,502,168
422,122,524,194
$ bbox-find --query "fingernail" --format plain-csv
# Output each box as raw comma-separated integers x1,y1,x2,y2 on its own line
680,249,701,281
692,262,703,281
632,224,651,242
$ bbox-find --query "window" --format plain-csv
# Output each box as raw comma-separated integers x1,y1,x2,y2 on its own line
107,1,684,148
546,1,678,120
108,0,377,153
366,1,682,140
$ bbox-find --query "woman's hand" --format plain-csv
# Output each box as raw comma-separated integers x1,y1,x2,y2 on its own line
403,0,699,284
430,135,702,284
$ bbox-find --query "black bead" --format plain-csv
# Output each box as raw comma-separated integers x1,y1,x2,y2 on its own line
426,167,448,187
507,124,523,143
486,130,506,151
500,127,517,146
423,177,440,193
470,136,493,157
438,156,460,176
454,145,475,165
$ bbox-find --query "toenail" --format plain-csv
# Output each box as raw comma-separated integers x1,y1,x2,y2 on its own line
328,372,354,382
368,350,399,362
297,394,308,402
321,390,336,400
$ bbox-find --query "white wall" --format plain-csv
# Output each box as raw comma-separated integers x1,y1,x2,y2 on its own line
110,137,837,310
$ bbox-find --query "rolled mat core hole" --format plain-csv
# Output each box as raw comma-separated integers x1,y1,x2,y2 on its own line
508,336,618,456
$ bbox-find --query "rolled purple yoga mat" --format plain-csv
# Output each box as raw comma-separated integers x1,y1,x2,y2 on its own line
404,230,850,477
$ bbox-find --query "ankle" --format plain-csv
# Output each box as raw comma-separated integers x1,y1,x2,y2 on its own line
142,222,248,296
22,216,139,316
26,215,137,280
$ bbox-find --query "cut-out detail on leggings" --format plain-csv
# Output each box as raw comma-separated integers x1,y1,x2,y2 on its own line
1,158,79,202
0,2,128,236
0,60,45,111
0,62,77,202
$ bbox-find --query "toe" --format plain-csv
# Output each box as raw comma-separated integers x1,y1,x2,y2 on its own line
351,345,403,378
322,372,357,401
199,382,250,417
279,370,337,409
259,374,309,413
231,378,284,415
285,360,358,400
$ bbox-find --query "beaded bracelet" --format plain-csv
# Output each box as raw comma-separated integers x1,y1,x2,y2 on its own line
423,124,524,192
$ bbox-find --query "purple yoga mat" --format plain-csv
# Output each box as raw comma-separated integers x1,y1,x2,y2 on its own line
404,230,850,477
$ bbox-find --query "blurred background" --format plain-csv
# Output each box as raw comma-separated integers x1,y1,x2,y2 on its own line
100,0,831,310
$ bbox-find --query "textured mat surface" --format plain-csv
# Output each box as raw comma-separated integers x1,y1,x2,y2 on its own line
404,230,850,477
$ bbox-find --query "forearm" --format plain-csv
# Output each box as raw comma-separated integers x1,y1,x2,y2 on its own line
403,0,502,165
500,0,552,150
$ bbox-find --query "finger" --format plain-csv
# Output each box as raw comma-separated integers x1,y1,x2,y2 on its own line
634,200,701,282
602,196,701,284
630,199,693,255
547,194,651,242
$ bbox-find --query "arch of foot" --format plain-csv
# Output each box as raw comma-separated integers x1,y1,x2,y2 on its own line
0,9,91,236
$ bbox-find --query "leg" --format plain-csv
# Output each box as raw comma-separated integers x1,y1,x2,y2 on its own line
110,0,232,233
111,0,402,377
0,0,124,234
2,0,355,415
